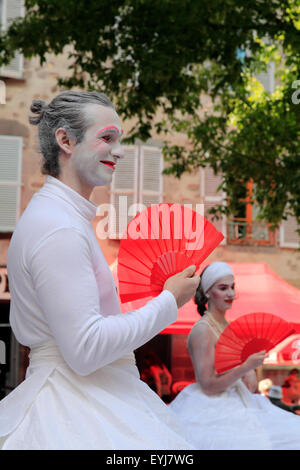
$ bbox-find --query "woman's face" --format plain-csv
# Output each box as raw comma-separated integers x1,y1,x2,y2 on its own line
207,275,236,312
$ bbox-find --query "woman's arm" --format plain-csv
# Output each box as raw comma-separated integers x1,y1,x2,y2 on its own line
188,323,266,395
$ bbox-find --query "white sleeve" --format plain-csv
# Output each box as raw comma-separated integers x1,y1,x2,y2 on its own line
30,228,178,375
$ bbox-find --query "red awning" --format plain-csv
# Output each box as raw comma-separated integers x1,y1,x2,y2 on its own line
264,334,300,366
112,262,300,335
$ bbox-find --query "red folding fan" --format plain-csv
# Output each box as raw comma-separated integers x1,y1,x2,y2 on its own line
214,312,295,374
117,203,224,303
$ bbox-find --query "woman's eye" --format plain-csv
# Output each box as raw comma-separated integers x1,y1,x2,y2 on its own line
101,135,111,142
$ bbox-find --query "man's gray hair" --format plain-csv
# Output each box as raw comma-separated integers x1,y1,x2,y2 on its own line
29,90,114,177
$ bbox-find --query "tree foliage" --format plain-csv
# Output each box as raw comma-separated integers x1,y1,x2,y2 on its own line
0,0,299,228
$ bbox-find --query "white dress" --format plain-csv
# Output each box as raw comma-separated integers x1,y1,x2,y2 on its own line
0,176,193,450
169,319,300,450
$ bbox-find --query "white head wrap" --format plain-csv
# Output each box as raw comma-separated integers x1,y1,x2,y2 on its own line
201,262,234,294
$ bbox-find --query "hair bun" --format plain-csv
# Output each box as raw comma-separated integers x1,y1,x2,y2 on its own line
29,99,48,125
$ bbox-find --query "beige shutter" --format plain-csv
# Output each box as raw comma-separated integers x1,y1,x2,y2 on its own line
139,145,163,207
109,145,139,238
203,166,226,243
280,217,300,249
0,135,23,231
0,0,24,78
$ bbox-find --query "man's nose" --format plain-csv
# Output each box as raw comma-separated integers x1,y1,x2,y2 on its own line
113,142,125,160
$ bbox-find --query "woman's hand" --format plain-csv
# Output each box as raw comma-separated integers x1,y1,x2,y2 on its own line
242,370,257,393
242,350,267,374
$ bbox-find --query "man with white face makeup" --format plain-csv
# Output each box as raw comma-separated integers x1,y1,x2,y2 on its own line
0,91,199,450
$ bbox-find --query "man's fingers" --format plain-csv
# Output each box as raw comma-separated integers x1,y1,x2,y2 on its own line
180,265,197,277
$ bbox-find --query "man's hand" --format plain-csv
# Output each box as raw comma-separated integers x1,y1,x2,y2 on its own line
163,265,200,308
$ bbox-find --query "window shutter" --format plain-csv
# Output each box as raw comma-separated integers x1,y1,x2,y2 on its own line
109,145,138,238
0,0,24,79
280,217,300,249
204,166,226,243
139,145,163,207
204,166,223,197
256,61,275,93
0,135,23,232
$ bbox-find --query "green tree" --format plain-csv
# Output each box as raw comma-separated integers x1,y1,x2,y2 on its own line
0,0,299,228
163,38,300,228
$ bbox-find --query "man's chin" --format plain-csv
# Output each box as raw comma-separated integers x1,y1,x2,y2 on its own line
86,174,113,188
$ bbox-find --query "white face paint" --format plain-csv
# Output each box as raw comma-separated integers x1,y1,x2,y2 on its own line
72,104,124,189
207,275,236,312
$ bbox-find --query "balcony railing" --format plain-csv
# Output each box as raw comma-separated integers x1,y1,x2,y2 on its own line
227,218,274,246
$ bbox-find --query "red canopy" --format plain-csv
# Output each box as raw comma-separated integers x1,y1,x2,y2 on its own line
264,334,300,366
112,262,300,335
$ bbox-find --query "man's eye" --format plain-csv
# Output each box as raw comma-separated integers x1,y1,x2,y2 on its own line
101,135,111,142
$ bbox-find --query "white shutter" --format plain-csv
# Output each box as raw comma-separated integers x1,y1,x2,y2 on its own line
139,145,163,207
0,0,24,79
256,61,275,93
203,166,226,243
109,145,138,238
0,135,23,231
109,144,163,239
280,216,300,249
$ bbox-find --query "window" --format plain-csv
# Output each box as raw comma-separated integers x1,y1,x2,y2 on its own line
280,217,300,249
0,0,24,79
0,136,23,232
201,166,226,244
227,181,275,246
256,61,275,93
108,144,163,238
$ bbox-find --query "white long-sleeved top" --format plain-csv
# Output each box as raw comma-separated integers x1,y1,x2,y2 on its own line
7,176,178,376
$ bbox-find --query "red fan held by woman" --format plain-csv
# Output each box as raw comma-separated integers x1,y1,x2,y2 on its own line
117,203,224,303
215,312,295,374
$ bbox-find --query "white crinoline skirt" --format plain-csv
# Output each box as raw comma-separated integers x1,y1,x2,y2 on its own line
169,381,300,450
0,341,193,450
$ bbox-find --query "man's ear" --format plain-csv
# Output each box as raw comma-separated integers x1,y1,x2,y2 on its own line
55,128,77,155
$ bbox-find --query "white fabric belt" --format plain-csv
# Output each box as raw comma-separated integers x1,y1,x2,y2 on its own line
28,340,67,367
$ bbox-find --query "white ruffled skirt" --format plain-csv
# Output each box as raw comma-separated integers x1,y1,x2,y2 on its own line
0,341,193,450
169,381,300,450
